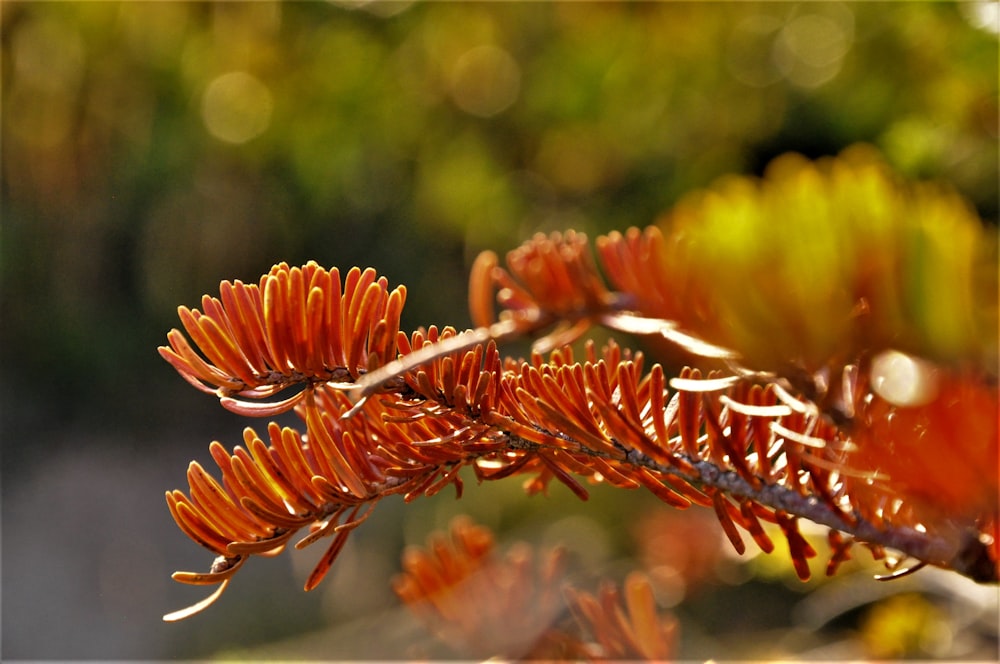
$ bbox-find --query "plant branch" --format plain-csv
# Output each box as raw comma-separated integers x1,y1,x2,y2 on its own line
501,429,995,583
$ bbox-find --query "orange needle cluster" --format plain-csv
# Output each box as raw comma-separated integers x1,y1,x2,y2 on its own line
393,516,677,660
161,149,997,622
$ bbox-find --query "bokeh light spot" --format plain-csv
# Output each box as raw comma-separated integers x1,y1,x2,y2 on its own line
201,71,273,144
773,7,854,89
960,1,1000,34
870,350,940,408
449,45,521,118
782,13,851,68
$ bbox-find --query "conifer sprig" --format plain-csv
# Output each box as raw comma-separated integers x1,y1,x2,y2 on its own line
161,148,998,622
392,516,679,660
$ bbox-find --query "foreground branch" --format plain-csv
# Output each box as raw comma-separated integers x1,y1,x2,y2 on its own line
159,149,997,620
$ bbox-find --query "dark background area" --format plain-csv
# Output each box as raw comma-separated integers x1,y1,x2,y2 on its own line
2,2,997,660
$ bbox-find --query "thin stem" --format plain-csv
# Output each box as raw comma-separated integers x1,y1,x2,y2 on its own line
503,431,994,583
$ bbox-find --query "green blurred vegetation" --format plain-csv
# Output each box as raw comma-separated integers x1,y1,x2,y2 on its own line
1,2,996,660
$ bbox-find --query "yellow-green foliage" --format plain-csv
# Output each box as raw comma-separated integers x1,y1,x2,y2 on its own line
659,146,997,373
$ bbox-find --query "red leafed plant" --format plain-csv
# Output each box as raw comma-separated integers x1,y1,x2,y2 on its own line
160,146,998,625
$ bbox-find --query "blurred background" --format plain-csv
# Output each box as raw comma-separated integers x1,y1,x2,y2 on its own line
1,1,997,660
